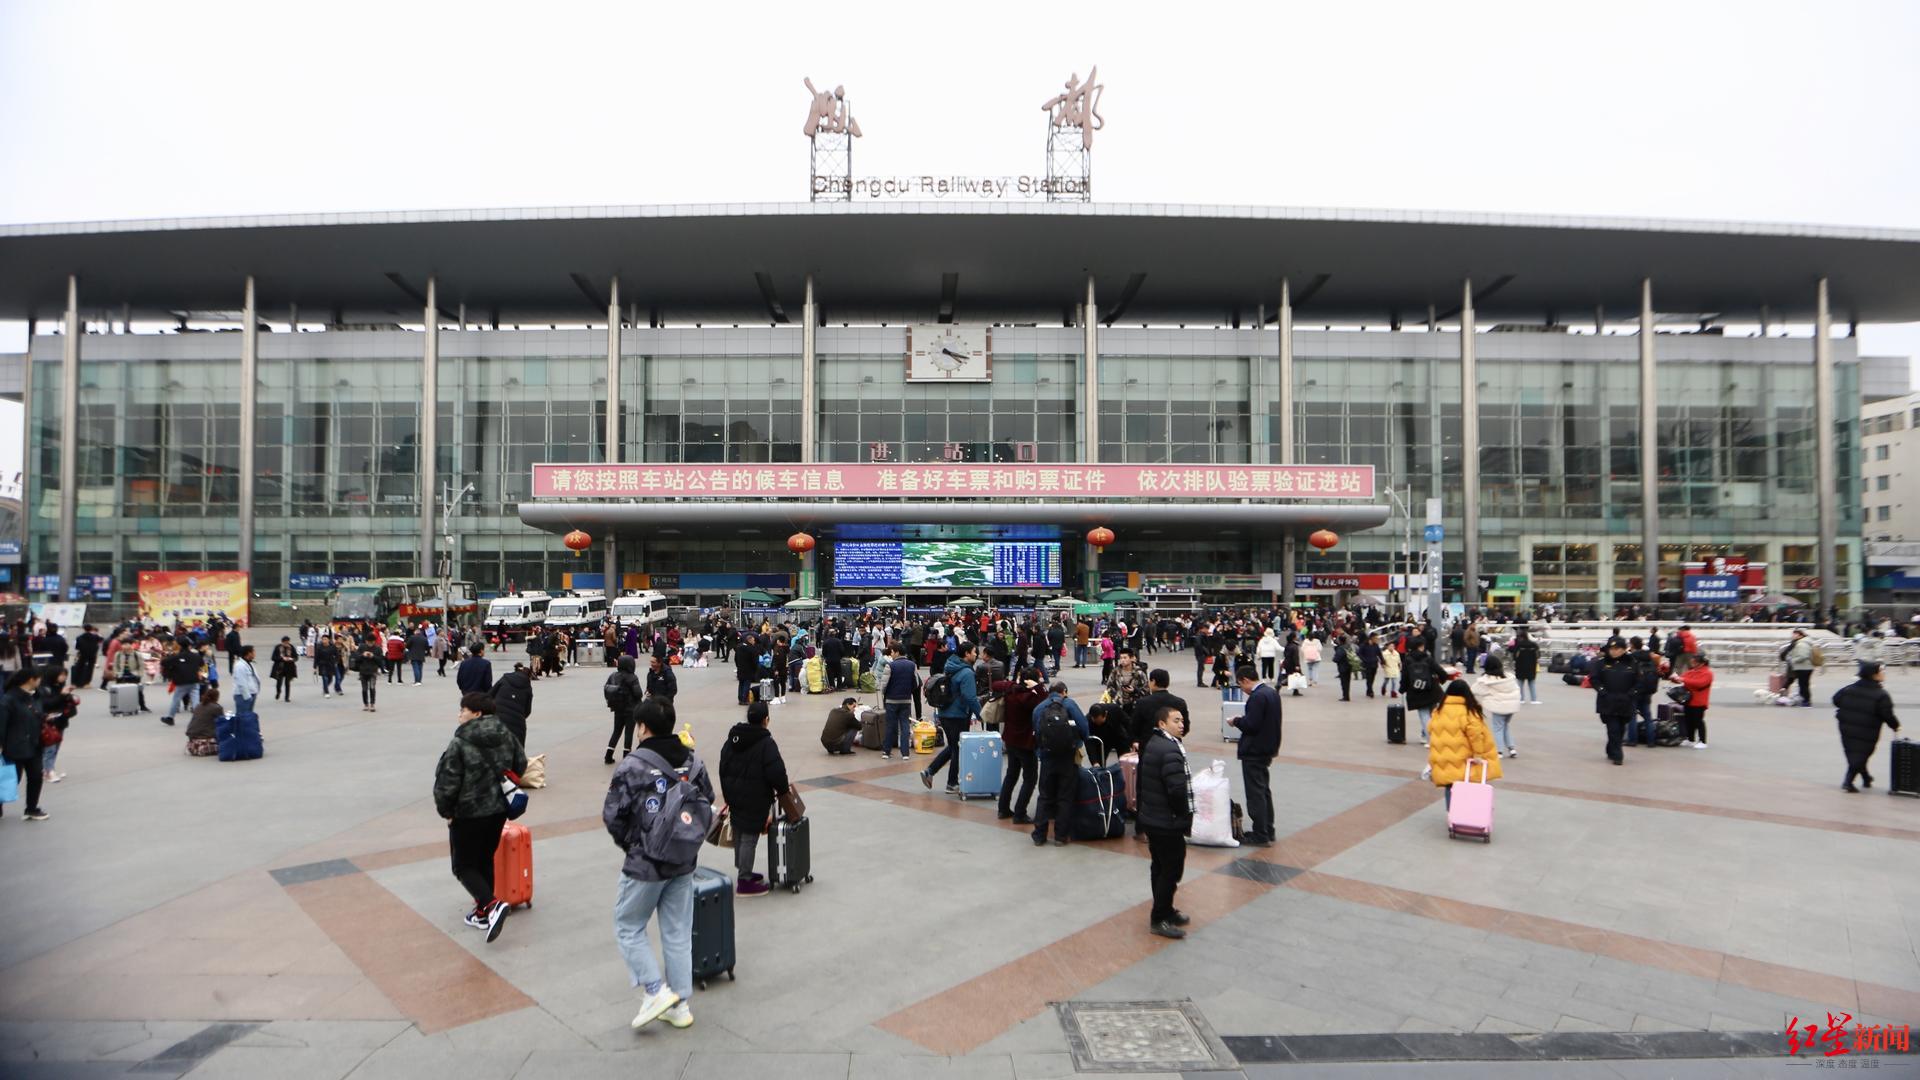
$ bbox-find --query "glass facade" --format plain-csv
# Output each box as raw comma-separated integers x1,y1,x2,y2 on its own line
24,326,1865,606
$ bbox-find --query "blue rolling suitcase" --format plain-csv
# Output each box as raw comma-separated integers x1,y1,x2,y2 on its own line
957,731,1003,799
216,709,264,761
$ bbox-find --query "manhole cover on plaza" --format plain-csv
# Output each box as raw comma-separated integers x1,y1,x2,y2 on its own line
1053,999,1237,1073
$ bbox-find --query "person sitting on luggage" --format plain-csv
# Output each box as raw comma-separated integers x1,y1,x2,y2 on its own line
1423,679,1501,810
185,685,223,757
820,697,861,755
720,700,791,897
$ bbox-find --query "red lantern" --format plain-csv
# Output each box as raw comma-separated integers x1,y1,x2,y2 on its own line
1086,526,1115,553
787,532,817,557
563,529,592,557
1307,529,1339,555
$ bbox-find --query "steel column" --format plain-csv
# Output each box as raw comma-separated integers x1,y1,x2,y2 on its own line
1814,278,1837,618
419,277,439,578
1082,274,1098,462
1278,278,1296,606
238,276,258,575
1639,279,1660,606
604,277,621,591
1459,279,1481,606
56,275,78,594
801,274,817,463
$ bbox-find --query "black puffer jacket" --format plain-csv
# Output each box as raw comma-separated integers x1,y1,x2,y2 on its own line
1589,655,1640,720
718,722,789,835
1,686,44,763
491,670,534,729
1134,728,1193,835
1834,679,1900,748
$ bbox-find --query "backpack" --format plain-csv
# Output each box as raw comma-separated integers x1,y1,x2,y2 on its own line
1810,643,1825,667
603,672,632,712
1035,699,1077,755
628,749,713,867
924,672,954,709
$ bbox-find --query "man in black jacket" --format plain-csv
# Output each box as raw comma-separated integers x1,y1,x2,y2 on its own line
719,700,791,897
71,624,102,691
1834,662,1900,792
1230,665,1282,846
491,663,534,749
455,643,494,696
604,656,643,764
646,654,678,702
1589,638,1639,766
1136,702,1194,939
224,625,243,673
734,632,761,705
1130,669,1191,749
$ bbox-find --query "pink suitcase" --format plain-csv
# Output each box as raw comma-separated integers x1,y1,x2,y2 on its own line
1767,673,1788,694
1447,759,1494,842
1117,753,1139,812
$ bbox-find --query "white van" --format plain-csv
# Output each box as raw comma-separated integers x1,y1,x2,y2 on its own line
484,591,551,640
609,590,669,629
545,591,609,631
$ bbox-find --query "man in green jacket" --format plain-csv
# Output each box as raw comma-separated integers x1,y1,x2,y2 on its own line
433,691,528,942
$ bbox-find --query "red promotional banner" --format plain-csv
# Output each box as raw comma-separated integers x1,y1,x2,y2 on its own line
137,571,251,628
532,463,1375,500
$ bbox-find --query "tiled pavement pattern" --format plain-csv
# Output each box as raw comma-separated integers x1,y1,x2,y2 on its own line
0,638,1915,1078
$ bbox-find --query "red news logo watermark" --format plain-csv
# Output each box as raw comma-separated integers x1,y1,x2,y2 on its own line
1786,1013,1910,1057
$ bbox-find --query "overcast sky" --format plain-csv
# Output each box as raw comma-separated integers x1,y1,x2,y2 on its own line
1,0,1916,370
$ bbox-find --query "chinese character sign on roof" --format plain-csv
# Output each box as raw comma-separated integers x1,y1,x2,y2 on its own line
1041,67,1104,150
532,463,1375,500
802,78,861,138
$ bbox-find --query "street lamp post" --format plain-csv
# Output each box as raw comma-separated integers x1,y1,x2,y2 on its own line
442,481,474,628
1382,482,1415,618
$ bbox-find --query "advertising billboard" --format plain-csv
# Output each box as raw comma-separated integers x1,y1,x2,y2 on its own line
137,571,251,627
833,542,1061,589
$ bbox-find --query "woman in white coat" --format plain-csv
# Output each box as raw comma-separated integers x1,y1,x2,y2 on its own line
1255,628,1281,681
1472,655,1523,758
1300,635,1323,687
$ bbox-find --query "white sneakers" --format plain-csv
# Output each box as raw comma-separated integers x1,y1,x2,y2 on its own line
631,987,681,1030
1693,742,1707,750
663,1002,693,1029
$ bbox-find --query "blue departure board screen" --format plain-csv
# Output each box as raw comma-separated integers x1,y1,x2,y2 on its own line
833,542,1061,589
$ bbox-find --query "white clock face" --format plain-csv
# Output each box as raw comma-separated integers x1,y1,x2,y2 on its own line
908,325,991,382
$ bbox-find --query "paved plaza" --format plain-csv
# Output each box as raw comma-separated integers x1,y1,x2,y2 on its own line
2,642,1917,1078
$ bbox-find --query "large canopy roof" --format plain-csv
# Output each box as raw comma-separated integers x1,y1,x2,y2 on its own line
2,202,1917,326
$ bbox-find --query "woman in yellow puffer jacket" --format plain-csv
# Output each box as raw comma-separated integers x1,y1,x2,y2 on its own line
1425,679,1501,808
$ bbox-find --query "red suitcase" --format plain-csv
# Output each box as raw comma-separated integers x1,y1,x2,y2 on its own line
494,822,534,909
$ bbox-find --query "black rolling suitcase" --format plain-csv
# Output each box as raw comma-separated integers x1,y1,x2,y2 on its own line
768,813,814,893
1547,652,1572,674
1891,739,1919,799
1387,705,1406,745
691,866,736,989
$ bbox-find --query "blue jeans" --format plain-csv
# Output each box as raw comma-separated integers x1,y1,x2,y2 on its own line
1518,678,1537,702
328,671,345,695
1415,707,1432,741
737,677,753,705
41,743,59,775
1306,661,1320,684
411,659,425,683
614,872,693,1000
1074,644,1088,667
1486,712,1513,753
883,701,914,756
167,683,200,718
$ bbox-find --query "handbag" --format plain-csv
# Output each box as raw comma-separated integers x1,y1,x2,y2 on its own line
41,720,62,747
979,697,1004,730
1665,683,1692,705
777,785,807,823
499,771,529,819
705,803,736,848
0,763,15,803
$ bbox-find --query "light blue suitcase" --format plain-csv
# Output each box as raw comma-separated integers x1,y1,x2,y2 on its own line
957,731,1004,799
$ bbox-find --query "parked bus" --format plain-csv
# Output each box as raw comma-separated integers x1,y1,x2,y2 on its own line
545,590,609,632
483,591,551,641
609,589,670,629
329,578,476,630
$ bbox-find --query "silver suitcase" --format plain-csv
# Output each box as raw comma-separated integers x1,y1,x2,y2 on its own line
110,682,142,716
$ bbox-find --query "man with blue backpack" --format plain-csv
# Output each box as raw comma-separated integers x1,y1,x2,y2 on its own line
1028,681,1089,847
604,700,715,1033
